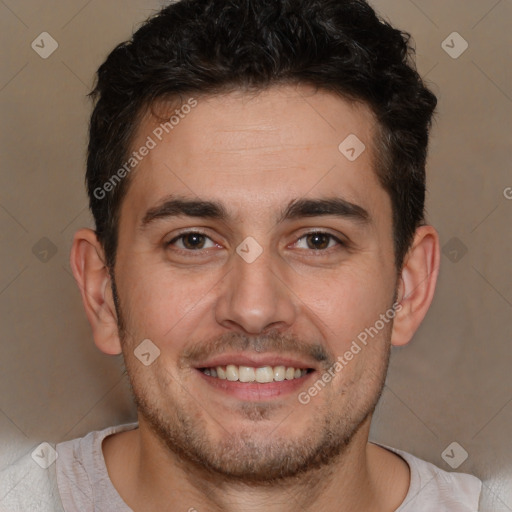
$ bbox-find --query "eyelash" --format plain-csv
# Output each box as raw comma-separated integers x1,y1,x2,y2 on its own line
165,230,346,256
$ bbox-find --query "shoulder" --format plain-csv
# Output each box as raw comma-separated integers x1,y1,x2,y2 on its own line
0,447,64,512
373,443,482,512
55,421,139,479
55,422,138,512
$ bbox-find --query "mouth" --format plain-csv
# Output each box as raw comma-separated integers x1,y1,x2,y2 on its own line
192,354,318,401
199,365,312,383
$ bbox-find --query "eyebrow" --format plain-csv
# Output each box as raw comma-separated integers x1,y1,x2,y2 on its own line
140,194,370,229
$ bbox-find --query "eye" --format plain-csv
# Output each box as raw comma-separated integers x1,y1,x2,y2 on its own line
294,231,344,251
165,230,346,255
166,231,217,251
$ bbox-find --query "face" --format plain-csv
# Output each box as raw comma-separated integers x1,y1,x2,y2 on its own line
112,85,398,482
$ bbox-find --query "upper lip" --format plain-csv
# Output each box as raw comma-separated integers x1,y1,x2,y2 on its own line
193,352,319,371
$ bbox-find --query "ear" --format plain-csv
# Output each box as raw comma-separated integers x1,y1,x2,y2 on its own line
70,228,122,355
391,225,440,347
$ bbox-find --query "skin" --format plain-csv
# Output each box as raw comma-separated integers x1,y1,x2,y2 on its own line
71,84,440,512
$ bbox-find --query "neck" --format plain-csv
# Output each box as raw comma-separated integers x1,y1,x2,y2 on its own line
103,415,410,512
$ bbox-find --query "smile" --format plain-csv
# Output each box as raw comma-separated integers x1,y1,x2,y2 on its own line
199,365,311,383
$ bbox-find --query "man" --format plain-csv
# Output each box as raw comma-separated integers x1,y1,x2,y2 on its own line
0,0,482,510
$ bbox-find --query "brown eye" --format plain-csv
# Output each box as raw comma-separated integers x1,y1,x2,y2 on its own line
181,233,207,249
306,233,331,250
167,231,216,251
295,232,343,251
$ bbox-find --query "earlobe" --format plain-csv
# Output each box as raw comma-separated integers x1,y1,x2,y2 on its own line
70,228,123,355
391,225,440,347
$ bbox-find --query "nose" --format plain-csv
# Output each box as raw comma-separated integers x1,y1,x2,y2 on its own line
214,243,297,335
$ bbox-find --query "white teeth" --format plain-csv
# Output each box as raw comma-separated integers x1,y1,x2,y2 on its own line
285,367,295,380
255,366,274,383
273,365,286,381
202,364,309,383
239,366,255,382
225,364,239,381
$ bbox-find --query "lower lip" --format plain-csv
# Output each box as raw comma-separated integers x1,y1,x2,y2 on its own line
195,369,316,401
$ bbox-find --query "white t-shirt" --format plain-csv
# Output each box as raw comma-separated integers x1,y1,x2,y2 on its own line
0,422,482,511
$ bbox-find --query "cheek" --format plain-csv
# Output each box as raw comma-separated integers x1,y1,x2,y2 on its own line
119,261,220,340
292,263,394,346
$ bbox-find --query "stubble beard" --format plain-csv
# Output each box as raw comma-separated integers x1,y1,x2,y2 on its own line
111,275,392,484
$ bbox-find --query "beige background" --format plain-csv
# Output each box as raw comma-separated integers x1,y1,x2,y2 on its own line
0,0,510,510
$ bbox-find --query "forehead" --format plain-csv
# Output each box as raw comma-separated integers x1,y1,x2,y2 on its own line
120,85,388,225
